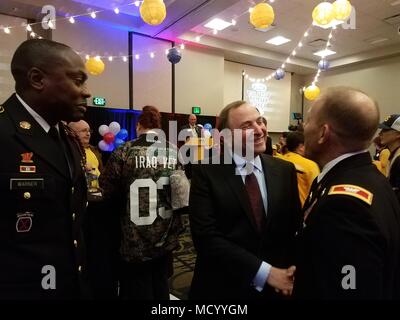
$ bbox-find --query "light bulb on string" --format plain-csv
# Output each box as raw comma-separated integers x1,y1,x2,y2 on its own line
114,8,120,14
69,16,75,23
91,12,96,19
26,24,32,31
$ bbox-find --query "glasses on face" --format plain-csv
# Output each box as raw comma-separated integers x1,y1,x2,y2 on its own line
78,129,93,134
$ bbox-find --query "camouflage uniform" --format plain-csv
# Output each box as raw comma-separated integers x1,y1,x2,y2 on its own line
100,133,183,263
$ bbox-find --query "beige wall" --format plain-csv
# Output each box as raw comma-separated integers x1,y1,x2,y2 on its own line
303,55,400,120
53,19,129,109
131,35,172,113
175,46,224,116
0,14,27,104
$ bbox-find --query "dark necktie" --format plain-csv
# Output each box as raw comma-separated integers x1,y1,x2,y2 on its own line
48,126,73,177
245,172,265,232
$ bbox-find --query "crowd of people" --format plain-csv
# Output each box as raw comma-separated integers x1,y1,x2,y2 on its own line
1,38,400,300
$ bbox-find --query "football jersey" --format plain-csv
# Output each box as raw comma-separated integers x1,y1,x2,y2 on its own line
100,132,183,262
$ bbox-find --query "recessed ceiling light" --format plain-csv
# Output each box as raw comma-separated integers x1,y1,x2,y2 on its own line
204,18,232,31
266,36,291,46
313,19,344,29
314,49,336,57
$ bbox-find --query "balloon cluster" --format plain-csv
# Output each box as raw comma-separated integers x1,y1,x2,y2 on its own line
98,121,129,152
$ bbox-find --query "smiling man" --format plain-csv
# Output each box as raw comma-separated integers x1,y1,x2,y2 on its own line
189,100,301,299
0,39,91,299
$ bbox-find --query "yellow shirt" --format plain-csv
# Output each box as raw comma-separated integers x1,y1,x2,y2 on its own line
85,147,100,177
282,152,320,207
373,148,390,176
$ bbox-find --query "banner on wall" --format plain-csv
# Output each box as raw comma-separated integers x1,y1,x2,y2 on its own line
243,71,292,132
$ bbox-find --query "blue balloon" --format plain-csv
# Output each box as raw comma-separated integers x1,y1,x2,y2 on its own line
116,128,128,140
114,138,125,147
167,47,182,64
274,68,285,80
318,59,330,71
204,123,212,131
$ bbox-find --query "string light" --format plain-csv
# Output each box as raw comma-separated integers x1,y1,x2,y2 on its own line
114,8,120,14
90,12,97,19
150,52,155,58
26,24,32,32
69,16,75,24
3,27,10,34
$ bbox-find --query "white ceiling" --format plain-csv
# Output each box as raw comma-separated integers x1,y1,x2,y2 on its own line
1,0,399,74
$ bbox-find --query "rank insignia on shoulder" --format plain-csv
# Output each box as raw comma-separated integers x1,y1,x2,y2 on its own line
19,121,31,130
328,184,373,205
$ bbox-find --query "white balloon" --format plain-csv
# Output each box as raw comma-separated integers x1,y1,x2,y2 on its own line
98,124,110,136
109,121,121,135
98,140,109,151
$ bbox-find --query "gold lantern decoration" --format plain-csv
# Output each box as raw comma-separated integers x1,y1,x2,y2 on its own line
140,0,166,26
250,3,275,29
333,0,352,21
304,85,321,101
312,2,334,26
85,57,105,76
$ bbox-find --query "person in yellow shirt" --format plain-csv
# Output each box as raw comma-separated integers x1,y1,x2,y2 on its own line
68,120,103,184
283,131,320,207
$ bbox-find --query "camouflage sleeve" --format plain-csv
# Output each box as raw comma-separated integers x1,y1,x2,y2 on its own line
99,146,125,200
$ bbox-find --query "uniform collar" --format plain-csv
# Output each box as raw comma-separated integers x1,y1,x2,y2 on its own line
15,93,56,133
318,150,368,183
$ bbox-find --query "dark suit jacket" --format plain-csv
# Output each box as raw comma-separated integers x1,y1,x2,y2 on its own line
294,152,400,299
189,154,302,299
181,124,202,137
0,94,88,299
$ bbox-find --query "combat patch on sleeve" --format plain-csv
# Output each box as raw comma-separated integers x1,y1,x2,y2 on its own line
328,184,373,205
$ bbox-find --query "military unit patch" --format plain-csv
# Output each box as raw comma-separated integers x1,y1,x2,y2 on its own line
328,184,373,205
16,212,33,233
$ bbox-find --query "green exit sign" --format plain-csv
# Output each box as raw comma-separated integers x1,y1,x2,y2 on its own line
192,106,201,115
93,97,106,106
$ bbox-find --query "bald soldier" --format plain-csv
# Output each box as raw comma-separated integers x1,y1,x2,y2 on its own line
293,87,400,299
0,39,91,299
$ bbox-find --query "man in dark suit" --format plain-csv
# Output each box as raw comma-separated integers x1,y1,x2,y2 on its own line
0,39,91,299
294,87,400,299
181,114,202,138
189,100,302,299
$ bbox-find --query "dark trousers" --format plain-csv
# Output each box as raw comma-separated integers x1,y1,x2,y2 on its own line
119,254,171,300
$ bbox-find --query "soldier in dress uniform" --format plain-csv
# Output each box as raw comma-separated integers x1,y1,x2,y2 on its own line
0,39,91,299
293,86,400,299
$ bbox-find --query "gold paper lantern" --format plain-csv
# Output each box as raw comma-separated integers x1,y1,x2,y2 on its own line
250,3,275,29
304,85,321,101
85,57,105,76
140,0,166,26
333,0,352,21
312,2,334,26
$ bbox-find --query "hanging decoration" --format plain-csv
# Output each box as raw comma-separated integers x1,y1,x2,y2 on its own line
312,2,334,26
274,68,285,80
85,57,105,75
140,0,167,26
249,3,275,29
318,59,330,71
167,47,182,64
333,0,352,21
304,85,321,100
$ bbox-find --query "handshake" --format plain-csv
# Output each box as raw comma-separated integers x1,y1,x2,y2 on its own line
267,266,296,296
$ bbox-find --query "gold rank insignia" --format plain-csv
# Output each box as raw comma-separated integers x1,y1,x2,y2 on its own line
19,121,31,130
328,184,373,205
0,106,4,113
